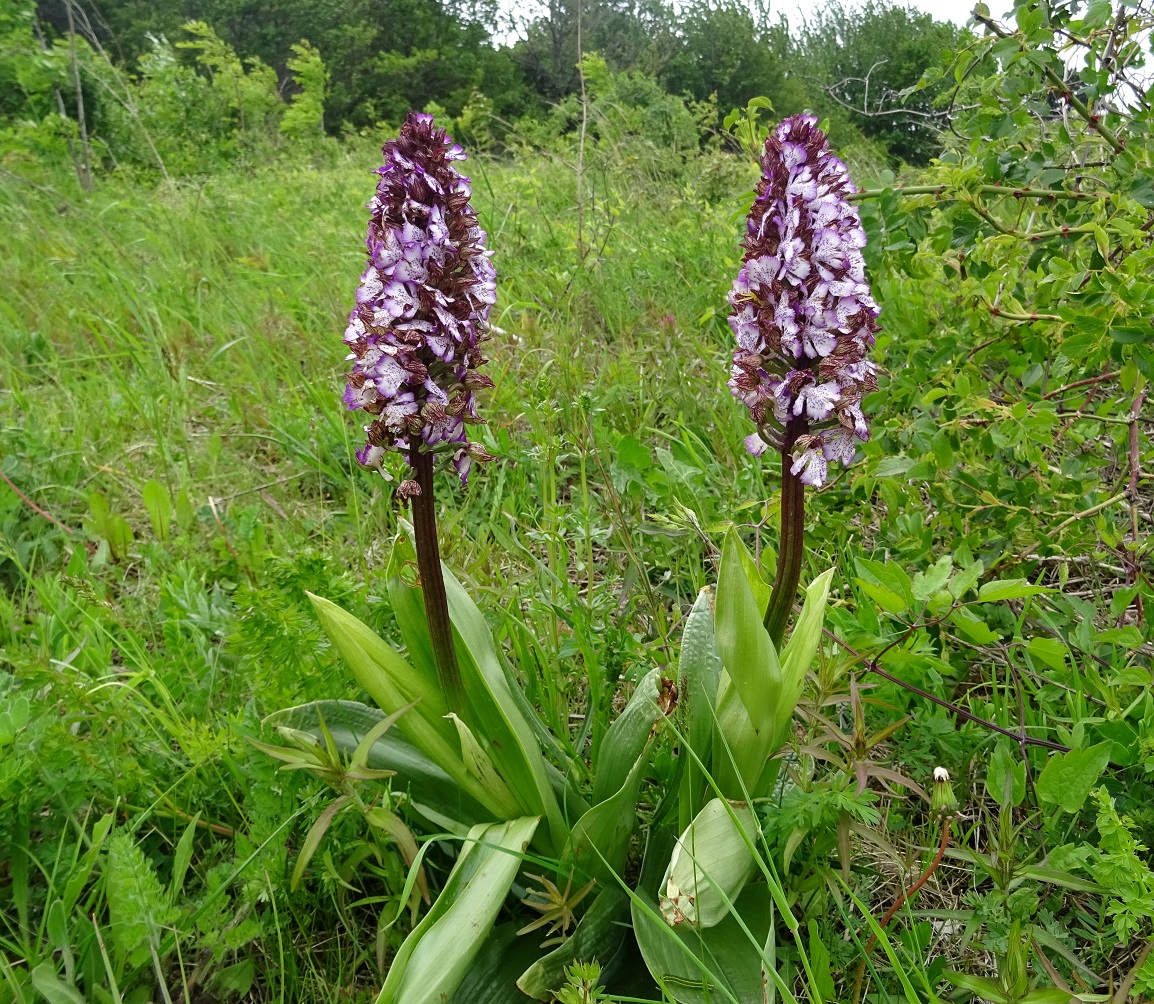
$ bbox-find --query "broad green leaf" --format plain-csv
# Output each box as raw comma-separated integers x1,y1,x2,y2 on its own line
950,608,1001,644
1026,636,1067,671
452,923,546,1004
777,568,835,737
386,536,439,691
30,965,86,1004
1014,865,1103,894
854,558,914,611
106,515,134,562
855,579,908,614
593,668,667,806
377,816,539,1004
446,713,520,815
977,579,1052,602
209,960,256,996
1080,0,1111,29
169,814,198,903
677,588,723,828
141,479,171,541
712,674,775,799
912,556,952,601
738,541,771,617
517,887,630,1000
63,813,114,914
986,741,1025,808
307,593,450,733
944,971,1009,1004
291,795,351,890
713,567,831,799
948,559,984,599
715,529,781,733
631,883,774,1004
1019,991,1076,1004
565,737,654,883
295,602,502,816
1037,743,1112,813
443,562,567,851
661,798,758,929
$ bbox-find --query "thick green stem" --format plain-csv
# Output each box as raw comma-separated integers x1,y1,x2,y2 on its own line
409,437,466,715
763,419,806,649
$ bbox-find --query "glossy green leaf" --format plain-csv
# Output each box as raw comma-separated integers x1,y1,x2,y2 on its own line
632,883,774,1004
677,587,723,827
141,479,171,541
517,887,631,1000
306,593,508,818
377,816,539,1004
442,564,567,852
715,529,780,734
592,668,667,806
30,965,85,1004
1037,742,1112,813
452,923,546,1004
977,579,1052,602
169,814,198,903
565,736,654,883
776,568,834,736
446,713,520,815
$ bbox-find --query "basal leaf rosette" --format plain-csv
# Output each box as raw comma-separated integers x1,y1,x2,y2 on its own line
343,111,497,487
727,114,879,486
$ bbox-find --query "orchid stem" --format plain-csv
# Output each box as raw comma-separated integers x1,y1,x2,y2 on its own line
763,418,806,648
409,436,466,715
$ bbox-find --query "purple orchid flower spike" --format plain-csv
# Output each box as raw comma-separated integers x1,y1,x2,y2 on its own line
343,111,497,489
342,111,498,714
727,115,879,645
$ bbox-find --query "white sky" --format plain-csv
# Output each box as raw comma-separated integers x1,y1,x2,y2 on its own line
494,0,984,46
775,0,978,27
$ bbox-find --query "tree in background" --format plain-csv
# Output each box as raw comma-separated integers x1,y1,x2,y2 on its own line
658,0,800,122
38,0,535,128
790,1,964,164
16,0,963,168
508,0,676,101
279,39,328,141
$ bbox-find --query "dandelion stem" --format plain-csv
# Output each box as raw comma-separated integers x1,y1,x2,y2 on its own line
409,437,466,714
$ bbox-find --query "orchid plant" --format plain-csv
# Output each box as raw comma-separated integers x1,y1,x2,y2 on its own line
259,111,878,1003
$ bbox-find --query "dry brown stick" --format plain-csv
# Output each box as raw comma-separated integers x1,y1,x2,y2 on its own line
0,468,74,533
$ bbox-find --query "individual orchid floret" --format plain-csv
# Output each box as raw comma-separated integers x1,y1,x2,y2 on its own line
727,114,879,487
343,111,497,484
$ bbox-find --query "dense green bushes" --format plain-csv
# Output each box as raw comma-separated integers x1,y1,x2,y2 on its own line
4,0,963,181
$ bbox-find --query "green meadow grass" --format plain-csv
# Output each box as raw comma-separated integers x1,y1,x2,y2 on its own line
1,136,1146,1000
0,150,777,996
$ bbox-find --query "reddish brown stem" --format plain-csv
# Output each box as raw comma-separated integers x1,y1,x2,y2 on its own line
763,417,807,648
1041,370,1119,400
409,437,466,715
852,823,950,1004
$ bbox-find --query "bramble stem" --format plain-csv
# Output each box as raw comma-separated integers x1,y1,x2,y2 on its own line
763,418,807,648
409,436,466,714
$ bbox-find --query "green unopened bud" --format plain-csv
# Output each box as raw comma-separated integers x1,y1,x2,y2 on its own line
931,766,958,819
660,797,758,928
